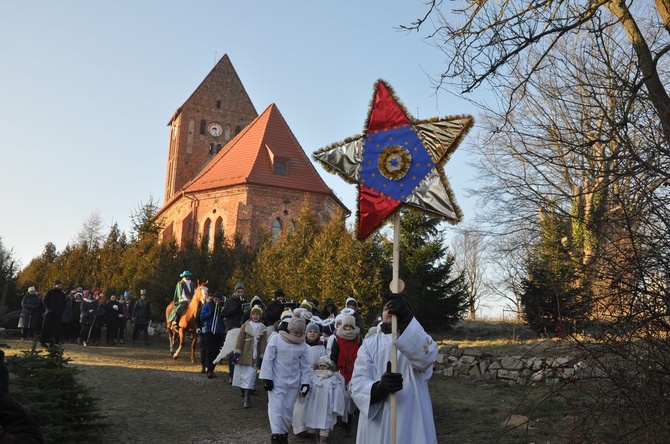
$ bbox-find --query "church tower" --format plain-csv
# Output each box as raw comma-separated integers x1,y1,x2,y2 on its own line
157,55,349,249
164,55,258,203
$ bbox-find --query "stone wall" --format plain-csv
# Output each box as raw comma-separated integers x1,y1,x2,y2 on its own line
433,343,589,386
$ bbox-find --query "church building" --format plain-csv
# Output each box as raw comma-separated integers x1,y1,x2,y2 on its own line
156,55,348,249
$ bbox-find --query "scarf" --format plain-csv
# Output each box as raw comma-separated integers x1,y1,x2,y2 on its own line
315,369,333,379
247,320,265,359
280,330,305,344
336,325,360,341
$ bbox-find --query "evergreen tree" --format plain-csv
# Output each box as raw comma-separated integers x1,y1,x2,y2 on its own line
397,210,468,331
7,346,107,443
520,210,590,335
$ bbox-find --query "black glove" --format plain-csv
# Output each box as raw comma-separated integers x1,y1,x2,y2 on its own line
384,293,413,332
370,361,403,404
300,384,310,397
264,379,274,391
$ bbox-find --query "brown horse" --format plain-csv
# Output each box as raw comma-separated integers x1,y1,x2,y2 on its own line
165,280,208,362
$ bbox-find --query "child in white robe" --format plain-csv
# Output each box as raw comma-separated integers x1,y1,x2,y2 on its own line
259,312,313,444
231,305,268,409
304,356,345,444
293,322,328,436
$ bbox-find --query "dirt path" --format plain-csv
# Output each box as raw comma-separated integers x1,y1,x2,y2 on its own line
3,337,569,444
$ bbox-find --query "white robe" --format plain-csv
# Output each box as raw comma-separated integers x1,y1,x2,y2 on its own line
259,333,313,434
304,371,345,431
351,318,438,444
293,343,327,434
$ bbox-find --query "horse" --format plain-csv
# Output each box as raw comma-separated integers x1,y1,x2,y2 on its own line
165,280,208,362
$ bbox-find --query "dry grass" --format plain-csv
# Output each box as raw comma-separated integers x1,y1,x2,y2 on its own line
433,319,576,358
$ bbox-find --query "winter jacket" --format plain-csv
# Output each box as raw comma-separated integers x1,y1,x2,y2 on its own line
222,295,244,331
43,287,66,316
80,298,96,325
233,320,268,366
200,300,226,335
132,299,151,325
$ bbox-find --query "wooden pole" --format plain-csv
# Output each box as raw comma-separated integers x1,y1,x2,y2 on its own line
389,212,401,444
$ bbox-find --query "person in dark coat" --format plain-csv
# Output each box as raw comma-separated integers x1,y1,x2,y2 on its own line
105,295,122,345
132,290,152,344
263,289,286,331
90,293,106,346
39,280,66,348
200,290,227,378
18,286,41,340
70,291,82,344
117,292,130,344
79,292,96,345
222,282,246,383
60,291,74,343
320,298,338,320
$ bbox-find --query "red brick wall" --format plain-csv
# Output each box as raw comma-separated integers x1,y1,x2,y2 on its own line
158,184,342,249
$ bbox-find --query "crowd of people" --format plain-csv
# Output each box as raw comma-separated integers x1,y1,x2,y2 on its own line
17,280,153,348
183,274,439,444
15,273,440,443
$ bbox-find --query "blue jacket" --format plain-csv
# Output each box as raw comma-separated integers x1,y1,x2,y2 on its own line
200,301,226,335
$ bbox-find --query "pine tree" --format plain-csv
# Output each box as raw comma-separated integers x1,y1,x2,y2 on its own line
397,211,468,331
6,346,108,443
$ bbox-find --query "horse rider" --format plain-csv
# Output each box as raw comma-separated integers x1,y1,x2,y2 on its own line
169,270,195,329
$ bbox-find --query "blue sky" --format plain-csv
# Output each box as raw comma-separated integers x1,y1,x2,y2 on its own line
1,1,489,304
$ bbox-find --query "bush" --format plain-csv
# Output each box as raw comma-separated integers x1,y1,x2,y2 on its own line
5,345,108,443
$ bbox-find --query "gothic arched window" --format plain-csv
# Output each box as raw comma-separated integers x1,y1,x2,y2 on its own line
272,218,282,239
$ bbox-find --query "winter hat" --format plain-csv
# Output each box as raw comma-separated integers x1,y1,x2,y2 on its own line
123,291,131,298
180,270,193,278
345,297,357,308
234,282,245,292
27,286,36,293
274,289,285,299
341,314,356,329
76,287,83,292
300,299,313,311
250,295,263,307
280,309,293,321
251,305,263,315
287,316,306,335
315,355,335,369
213,290,224,299
305,323,320,334
140,289,147,295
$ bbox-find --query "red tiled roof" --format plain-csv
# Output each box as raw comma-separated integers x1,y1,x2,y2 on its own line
181,103,336,197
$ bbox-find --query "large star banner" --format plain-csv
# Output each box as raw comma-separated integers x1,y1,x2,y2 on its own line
313,80,474,241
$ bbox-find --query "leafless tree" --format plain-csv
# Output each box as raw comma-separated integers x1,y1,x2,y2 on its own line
451,226,487,319
75,210,105,251
402,2,670,440
404,1,670,156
